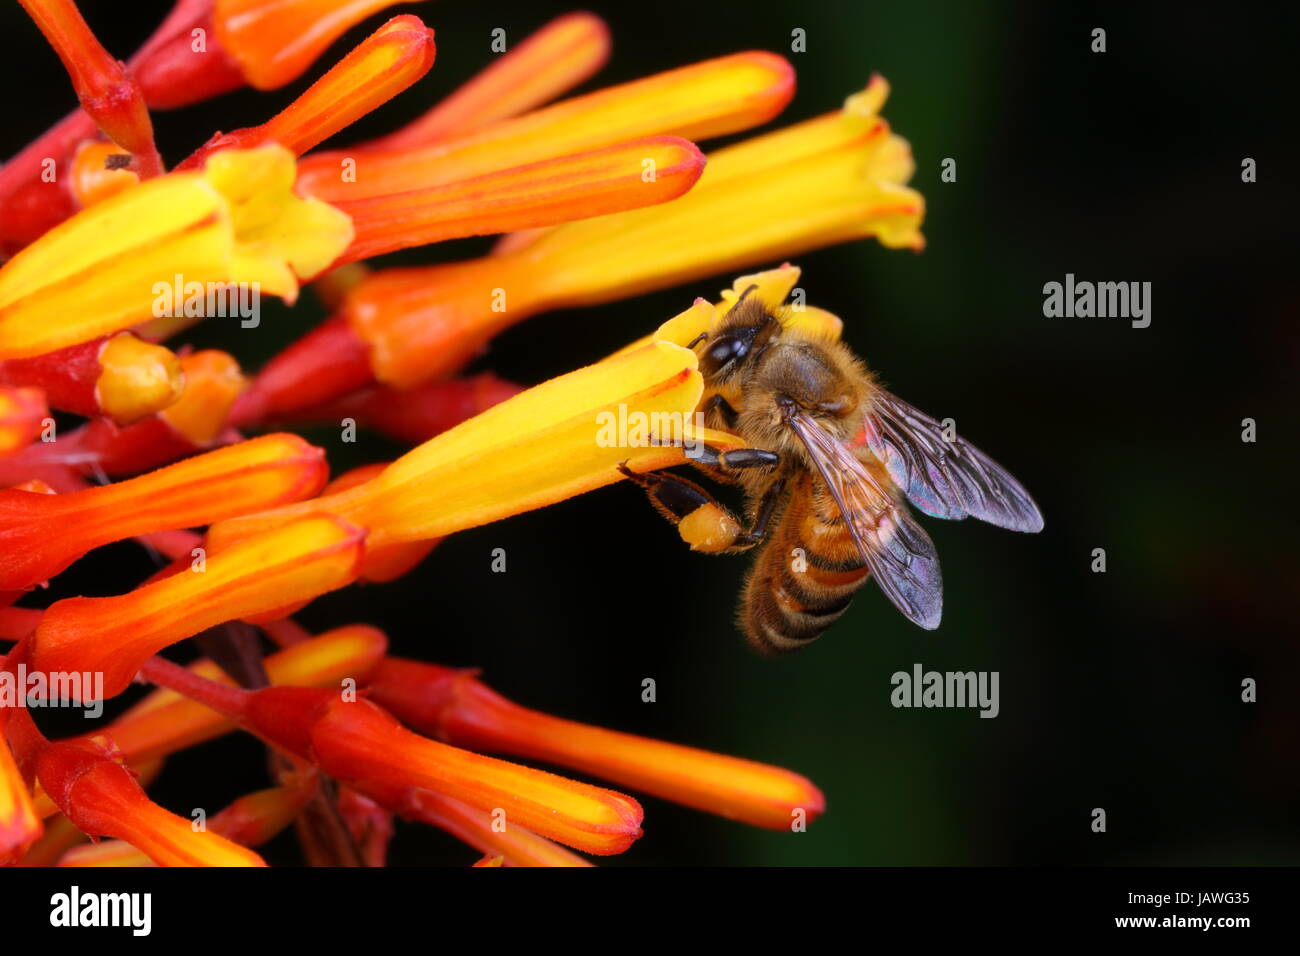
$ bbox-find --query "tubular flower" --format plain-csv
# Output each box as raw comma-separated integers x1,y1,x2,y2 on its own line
0,146,354,360
0,349,249,491
0,0,930,867
56,778,316,866
366,786,592,867
31,736,265,866
0,432,327,590
178,15,437,170
368,658,825,831
31,515,365,698
208,334,740,549
368,12,611,148
42,626,388,776
296,51,794,201
277,75,920,391
136,662,644,856
0,333,185,426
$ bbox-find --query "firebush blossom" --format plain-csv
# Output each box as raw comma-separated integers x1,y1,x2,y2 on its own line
0,0,926,866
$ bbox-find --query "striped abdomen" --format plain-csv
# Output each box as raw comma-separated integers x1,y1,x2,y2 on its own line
741,473,871,654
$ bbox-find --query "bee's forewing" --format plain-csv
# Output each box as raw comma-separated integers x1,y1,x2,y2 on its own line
861,390,1045,533
785,409,943,630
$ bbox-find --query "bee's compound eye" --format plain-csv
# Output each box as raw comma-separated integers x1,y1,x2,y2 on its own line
702,335,746,374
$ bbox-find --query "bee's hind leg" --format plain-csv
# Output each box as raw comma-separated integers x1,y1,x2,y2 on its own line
617,463,783,554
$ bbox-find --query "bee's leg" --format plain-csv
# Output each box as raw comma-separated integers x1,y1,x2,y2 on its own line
691,444,779,470
703,393,740,430
618,463,767,554
734,476,787,547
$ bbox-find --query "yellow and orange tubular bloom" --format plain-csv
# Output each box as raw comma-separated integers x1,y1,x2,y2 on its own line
180,15,437,170
32,514,365,698
368,658,825,831
0,0,931,867
337,75,921,387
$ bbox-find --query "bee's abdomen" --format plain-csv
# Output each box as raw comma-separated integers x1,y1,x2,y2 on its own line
741,512,869,656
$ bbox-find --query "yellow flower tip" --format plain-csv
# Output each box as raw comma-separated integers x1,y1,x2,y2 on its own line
473,854,505,867
373,12,613,149
613,266,840,361
94,332,185,426
157,350,247,444
720,264,802,313
214,0,427,90
0,386,47,454
484,78,926,313
848,73,891,118
199,145,355,289
0,146,352,359
70,141,139,208
32,514,365,698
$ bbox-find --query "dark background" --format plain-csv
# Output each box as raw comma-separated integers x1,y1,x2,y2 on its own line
3,1,1297,865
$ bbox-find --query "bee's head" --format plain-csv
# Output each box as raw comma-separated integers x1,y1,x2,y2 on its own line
695,288,781,381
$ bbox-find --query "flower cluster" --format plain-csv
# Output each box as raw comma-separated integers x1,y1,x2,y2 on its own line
0,0,923,865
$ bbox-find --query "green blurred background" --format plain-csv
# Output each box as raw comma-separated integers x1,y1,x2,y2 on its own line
3,0,1297,865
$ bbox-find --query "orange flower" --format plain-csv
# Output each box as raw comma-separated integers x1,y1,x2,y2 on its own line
367,787,591,867
296,51,793,202
332,136,706,265
208,335,739,549
31,734,264,866
138,659,645,856
179,15,436,169
337,76,921,386
369,658,824,831
0,332,183,426
369,12,610,148
56,778,316,866
31,515,366,697
0,433,328,591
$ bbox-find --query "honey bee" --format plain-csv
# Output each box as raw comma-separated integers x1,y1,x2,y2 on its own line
620,289,1044,654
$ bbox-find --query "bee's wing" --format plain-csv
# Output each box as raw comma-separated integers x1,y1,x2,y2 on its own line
861,389,1044,533
785,410,943,630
